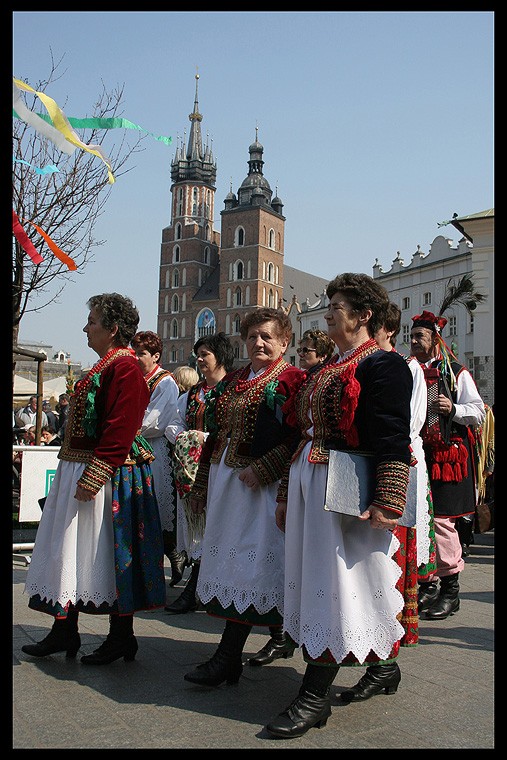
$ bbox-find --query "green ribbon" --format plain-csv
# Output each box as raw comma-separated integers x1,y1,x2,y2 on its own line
13,110,172,146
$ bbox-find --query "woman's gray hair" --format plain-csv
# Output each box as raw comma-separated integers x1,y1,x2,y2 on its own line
87,293,140,346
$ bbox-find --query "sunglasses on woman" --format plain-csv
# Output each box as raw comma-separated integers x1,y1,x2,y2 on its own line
296,347,317,356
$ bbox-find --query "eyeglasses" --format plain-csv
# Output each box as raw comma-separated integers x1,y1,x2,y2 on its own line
296,347,317,356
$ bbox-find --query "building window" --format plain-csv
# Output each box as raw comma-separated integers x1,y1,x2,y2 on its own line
235,260,244,280
235,227,245,247
470,314,474,334
172,269,179,288
175,223,182,240
269,228,275,249
171,319,178,339
204,246,210,264
235,287,242,306
402,324,410,345
448,316,457,336
192,187,198,215
171,348,177,363
177,188,183,217
423,292,432,306
165,269,170,288
173,246,180,263
234,314,241,334
467,357,474,373
402,297,410,310
267,262,274,283
197,308,216,338
171,294,179,313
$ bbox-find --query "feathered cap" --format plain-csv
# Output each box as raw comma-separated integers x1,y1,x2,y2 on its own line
411,310,447,333
412,273,486,391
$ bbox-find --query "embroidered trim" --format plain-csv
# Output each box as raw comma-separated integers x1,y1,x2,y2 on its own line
371,460,410,516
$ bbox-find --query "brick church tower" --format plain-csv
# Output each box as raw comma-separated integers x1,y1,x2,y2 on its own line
157,74,285,368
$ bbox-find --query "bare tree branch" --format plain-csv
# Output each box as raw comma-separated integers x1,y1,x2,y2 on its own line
12,54,146,350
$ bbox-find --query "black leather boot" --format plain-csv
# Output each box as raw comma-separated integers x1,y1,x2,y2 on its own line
22,609,81,659
248,626,296,666
417,581,439,612
265,663,339,739
165,562,200,614
424,573,460,620
163,530,189,587
340,662,401,703
81,614,138,665
184,620,252,686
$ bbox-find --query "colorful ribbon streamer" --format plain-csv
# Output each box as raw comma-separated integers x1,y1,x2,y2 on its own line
13,81,76,156
12,210,77,271
13,111,172,146
13,77,115,184
13,156,60,174
12,210,44,265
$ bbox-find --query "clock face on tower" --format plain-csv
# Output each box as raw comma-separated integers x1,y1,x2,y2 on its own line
197,308,216,337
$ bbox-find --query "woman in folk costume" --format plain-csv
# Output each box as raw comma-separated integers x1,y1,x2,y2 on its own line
131,331,186,588
337,303,437,706
164,332,235,614
182,308,302,687
23,294,165,666
410,274,486,620
265,274,413,739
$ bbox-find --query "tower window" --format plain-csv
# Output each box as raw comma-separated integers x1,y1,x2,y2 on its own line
173,246,180,263
235,227,245,247
235,287,242,306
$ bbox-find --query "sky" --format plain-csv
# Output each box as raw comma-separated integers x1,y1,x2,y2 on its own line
12,10,494,367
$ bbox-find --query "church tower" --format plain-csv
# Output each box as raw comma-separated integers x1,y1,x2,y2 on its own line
157,76,285,368
217,129,285,363
157,73,220,367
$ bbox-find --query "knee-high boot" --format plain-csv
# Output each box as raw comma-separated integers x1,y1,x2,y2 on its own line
248,625,296,666
184,620,253,686
266,663,339,739
165,561,200,614
424,573,460,619
81,613,138,665
22,605,81,659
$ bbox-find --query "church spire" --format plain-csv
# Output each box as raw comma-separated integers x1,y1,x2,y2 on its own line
171,72,216,185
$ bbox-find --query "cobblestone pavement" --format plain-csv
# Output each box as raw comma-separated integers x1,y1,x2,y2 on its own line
12,531,494,749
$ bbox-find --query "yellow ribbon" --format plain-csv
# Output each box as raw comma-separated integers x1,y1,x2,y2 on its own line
13,77,115,184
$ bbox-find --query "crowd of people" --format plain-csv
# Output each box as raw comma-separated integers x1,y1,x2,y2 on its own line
18,277,492,740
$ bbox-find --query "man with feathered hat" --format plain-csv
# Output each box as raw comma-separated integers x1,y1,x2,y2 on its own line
410,294,485,620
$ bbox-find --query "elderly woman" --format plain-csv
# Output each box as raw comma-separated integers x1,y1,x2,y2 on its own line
246,327,336,668
265,273,413,739
183,308,302,687
23,293,165,666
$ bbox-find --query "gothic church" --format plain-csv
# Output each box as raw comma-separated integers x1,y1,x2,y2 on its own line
157,74,328,368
